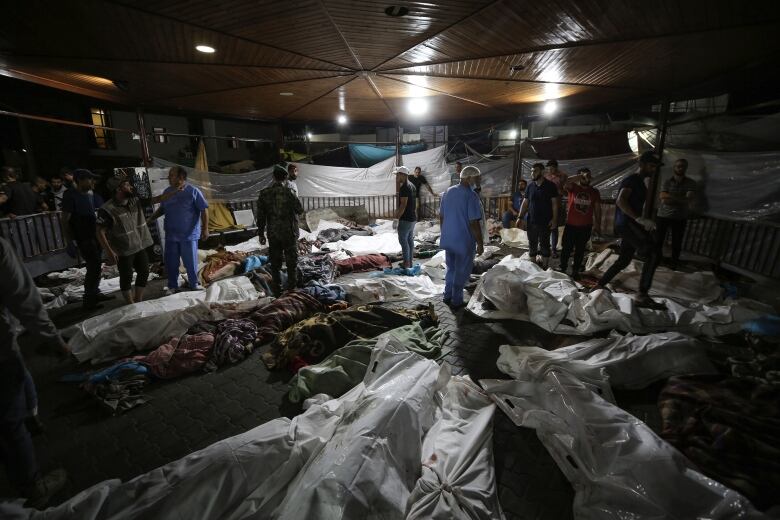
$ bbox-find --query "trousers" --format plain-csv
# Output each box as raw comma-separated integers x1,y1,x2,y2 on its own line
76,238,102,302
560,224,592,274
598,221,660,294
444,247,475,306
397,219,416,266
268,238,298,292
0,356,38,489
656,217,687,263
165,239,199,290
527,222,552,258
117,249,150,291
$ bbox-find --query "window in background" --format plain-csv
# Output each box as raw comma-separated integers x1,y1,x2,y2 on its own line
152,127,169,144
90,108,115,149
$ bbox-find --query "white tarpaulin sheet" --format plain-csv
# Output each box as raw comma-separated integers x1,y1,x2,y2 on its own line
496,332,717,399
326,233,408,256
152,146,450,200
67,277,262,363
337,272,444,304
43,273,159,310
4,341,502,520
480,372,764,520
467,255,772,336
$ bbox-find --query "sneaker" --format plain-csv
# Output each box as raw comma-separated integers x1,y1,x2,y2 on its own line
163,287,179,297
23,469,67,509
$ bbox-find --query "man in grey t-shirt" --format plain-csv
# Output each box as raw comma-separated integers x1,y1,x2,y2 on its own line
656,158,697,268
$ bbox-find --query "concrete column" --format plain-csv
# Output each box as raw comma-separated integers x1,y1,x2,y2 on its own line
202,118,219,166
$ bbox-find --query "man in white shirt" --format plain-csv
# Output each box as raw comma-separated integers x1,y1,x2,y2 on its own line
286,164,299,197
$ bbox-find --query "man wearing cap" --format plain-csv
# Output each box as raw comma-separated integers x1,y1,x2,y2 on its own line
559,168,601,278
147,166,209,294
593,151,664,308
439,165,484,308
394,166,417,269
97,176,177,305
656,158,697,269
286,163,299,197
257,165,303,294
61,169,109,310
544,159,567,258
517,163,559,268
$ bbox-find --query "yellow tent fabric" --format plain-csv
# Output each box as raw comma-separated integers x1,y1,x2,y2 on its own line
194,140,242,233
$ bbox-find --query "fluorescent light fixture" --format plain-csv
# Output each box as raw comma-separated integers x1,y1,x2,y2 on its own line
407,98,428,115
21,148,27,153
337,114,348,125
279,92,294,96
306,132,313,139
195,45,216,53
508,129,518,140
543,100,558,115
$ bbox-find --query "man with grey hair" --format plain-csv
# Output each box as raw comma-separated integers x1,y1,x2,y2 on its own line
439,165,484,308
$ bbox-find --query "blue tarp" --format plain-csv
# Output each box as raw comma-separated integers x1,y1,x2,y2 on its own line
349,143,426,167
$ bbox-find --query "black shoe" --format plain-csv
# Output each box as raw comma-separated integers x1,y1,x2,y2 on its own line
95,293,114,302
26,415,45,436
23,469,67,510
635,294,666,310
551,250,559,259
82,301,104,311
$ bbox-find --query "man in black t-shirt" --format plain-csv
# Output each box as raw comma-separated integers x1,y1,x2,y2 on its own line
0,167,38,217
394,166,417,268
409,166,435,218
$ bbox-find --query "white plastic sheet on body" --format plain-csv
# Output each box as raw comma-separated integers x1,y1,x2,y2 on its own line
337,272,444,304
3,337,502,520
468,255,773,337
480,372,766,520
325,233,409,256
496,331,717,400
67,277,263,363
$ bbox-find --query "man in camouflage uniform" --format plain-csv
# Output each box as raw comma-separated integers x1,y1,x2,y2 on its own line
257,165,303,295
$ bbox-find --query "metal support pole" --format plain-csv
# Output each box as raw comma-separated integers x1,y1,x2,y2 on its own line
395,124,403,166
510,116,524,193
135,108,151,167
645,98,670,218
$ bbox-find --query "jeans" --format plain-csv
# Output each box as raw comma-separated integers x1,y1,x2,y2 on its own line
165,239,199,290
76,238,102,303
0,356,38,488
598,221,660,294
656,217,687,263
444,248,475,306
397,219,416,266
527,222,552,258
268,238,298,292
560,224,592,274
117,249,150,291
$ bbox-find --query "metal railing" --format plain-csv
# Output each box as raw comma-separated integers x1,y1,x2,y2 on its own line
0,212,67,259
5,197,778,280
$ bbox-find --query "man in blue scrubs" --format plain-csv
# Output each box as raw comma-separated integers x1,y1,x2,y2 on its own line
148,166,209,293
439,165,484,308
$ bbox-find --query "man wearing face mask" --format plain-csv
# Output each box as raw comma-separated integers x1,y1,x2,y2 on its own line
439,165,484,308
593,151,664,308
517,163,559,269
656,158,697,269
96,176,178,304
61,169,109,310
559,167,601,278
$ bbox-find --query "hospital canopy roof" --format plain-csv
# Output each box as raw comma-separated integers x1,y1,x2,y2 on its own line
1,0,779,123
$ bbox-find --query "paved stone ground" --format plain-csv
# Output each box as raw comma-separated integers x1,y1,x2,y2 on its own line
2,248,663,519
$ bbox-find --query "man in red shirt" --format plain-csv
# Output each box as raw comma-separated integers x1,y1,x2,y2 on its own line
558,167,601,278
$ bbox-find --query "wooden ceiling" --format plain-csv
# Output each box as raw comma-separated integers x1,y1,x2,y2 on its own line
1,0,779,123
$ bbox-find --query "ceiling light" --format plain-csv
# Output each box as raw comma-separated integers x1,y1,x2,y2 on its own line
279,92,294,96
337,114,348,125
508,129,518,140
407,98,428,116
543,100,558,115
195,45,215,53
384,6,409,17
306,132,313,139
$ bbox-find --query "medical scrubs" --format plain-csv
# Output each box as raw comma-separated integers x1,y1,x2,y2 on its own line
160,184,208,289
439,185,482,305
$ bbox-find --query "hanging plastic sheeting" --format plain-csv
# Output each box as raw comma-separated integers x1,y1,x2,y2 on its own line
480,372,765,519
66,277,264,364
2,341,503,520
496,332,718,398
297,145,451,197
467,255,774,336
349,143,426,167
150,158,275,202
